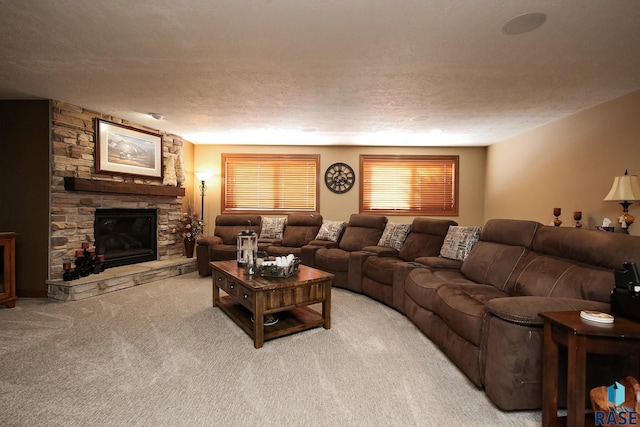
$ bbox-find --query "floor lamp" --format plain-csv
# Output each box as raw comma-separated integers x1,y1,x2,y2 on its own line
195,172,212,222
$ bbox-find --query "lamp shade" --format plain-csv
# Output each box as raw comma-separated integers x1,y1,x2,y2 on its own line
195,171,213,182
604,172,640,201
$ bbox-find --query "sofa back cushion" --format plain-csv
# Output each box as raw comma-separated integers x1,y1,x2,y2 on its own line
460,219,541,291
399,218,458,261
214,214,262,245
281,214,323,247
508,226,640,302
339,214,388,252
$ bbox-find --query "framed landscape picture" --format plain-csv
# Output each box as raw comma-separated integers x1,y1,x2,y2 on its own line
95,119,163,179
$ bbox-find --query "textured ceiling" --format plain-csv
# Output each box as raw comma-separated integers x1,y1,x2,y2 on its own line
1,0,639,146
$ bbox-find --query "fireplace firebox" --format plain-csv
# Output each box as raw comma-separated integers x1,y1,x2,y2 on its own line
94,208,158,268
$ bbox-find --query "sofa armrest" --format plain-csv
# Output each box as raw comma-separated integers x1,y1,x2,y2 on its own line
484,296,611,326
300,243,325,267
307,240,340,248
348,250,378,293
258,238,282,246
362,246,399,257
197,235,223,246
414,256,463,270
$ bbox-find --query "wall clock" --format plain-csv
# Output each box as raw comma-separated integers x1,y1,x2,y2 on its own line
325,162,355,194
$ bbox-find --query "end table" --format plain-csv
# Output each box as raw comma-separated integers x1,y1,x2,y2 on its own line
540,311,640,427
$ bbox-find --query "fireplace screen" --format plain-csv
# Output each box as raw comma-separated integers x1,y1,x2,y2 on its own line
94,208,158,268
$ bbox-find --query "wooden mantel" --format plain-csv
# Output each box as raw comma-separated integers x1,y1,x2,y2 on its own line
64,177,185,197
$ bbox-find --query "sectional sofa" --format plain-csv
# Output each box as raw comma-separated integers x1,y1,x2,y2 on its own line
196,214,640,411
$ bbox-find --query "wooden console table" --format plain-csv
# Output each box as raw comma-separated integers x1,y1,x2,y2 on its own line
0,232,18,308
540,311,640,427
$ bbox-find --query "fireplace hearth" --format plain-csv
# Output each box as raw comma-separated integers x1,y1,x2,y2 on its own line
94,208,158,268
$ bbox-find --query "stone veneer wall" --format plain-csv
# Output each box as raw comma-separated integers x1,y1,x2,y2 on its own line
49,100,188,280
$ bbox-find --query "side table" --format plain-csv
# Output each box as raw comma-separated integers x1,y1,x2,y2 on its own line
540,311,640,427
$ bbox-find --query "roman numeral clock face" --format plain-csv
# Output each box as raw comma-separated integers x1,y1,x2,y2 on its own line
325,162,355,194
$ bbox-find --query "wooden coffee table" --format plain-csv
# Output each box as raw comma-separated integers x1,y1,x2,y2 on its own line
211,260,333,348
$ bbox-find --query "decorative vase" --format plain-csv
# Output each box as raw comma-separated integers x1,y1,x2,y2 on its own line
184,236,196,258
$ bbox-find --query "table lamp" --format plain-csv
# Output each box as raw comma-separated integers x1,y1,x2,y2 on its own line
604,170,640,234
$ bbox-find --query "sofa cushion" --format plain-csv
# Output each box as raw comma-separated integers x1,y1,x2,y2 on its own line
532,226,640,270
510,254,616,302
460,242,528,292
432,283,508,346
506,226,640,302
378,222,411,250
440,226,482,261
260,217,286,239
280,214,323,247
314,247,351,272
315,220,346,242
338,214,387,251
214,214,262,245
477,218,540,248
363,256,403,285
404,268,471,311
459,219,541,291
399,218,458,262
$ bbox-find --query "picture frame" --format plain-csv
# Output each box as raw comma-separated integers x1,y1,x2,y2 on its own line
95,119,163,179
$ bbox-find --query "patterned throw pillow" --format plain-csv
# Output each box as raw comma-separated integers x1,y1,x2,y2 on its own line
377,223,411,251
440,226,482,261
315,220,346,242
260,217,286,239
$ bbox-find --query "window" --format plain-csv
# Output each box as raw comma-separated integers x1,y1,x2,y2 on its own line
360,155,458,216
222,154,319,213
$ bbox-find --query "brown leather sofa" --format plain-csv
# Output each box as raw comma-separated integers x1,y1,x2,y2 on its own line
403,219,640,410
303,214,388,289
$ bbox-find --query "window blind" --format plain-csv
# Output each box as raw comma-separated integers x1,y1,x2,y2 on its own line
222,154,319,212
360,155,458,215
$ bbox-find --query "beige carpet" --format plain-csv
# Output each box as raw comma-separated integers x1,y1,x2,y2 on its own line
0,272,540,426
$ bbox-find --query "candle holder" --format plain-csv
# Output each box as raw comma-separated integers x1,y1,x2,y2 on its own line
573,211,583,228
553,208,562,227
64,242,106,280
63,262,76,281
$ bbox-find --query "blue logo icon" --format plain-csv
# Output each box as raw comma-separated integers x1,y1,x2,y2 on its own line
595,381,638,426
609,381,626,407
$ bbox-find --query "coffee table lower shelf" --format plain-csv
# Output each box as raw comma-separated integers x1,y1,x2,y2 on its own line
217,296,325,344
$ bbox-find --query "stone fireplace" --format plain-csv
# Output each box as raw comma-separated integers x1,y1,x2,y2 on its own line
46,101,197,301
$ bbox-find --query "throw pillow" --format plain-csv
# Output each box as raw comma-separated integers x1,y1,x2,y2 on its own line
315,220,346,242
260,217,286,239
378,222,411,251
440,226,482,261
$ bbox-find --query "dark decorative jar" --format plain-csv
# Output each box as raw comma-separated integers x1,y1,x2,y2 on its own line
184,236,196,258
